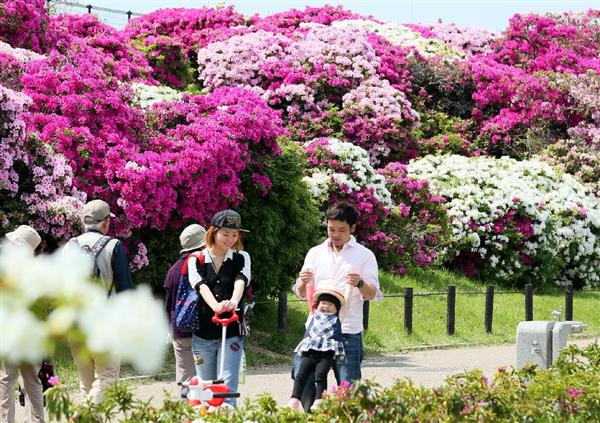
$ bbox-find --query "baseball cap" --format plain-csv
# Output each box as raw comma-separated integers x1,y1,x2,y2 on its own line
5,225,42,252
81,199,115,224
210,209,249,232
180,224,206,253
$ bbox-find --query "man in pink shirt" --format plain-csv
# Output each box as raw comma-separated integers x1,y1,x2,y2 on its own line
292,201,382,410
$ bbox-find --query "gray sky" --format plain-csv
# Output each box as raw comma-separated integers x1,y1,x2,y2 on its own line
50,0,600,31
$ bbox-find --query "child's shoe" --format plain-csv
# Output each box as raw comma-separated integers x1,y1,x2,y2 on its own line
286,397,301,410
310,399,323,412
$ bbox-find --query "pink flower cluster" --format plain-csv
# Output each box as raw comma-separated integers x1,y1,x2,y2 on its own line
0,0,49,53
1,85,85,239
376,162,448,272
1,85,31,193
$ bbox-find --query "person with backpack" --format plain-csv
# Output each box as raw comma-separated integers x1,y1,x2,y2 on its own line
0,225,46,423
188,209,251,407
163,223,206,399
65,199,133,404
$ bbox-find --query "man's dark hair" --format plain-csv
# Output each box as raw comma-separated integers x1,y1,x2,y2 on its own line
326,201,359,226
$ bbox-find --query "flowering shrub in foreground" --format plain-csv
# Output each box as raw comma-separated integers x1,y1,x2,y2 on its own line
0,243,169,372
42,343,600,422
407,155,600,288
0,0,49,53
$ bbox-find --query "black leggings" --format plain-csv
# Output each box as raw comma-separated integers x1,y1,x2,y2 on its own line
291,350,334,400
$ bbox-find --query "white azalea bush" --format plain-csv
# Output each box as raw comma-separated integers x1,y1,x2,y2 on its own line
0,243,169,372
331,19,465,59
130,82,183,109
407,155,600,288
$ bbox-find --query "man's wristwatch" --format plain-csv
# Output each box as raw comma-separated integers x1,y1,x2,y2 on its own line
356,279,364,289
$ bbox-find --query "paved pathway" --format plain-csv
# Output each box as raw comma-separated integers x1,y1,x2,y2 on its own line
14,338,598,420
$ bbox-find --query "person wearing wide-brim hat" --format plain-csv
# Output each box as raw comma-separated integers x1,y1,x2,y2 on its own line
1,225,46,423
163,223,206,398
287,287,346,411
187,209,251,406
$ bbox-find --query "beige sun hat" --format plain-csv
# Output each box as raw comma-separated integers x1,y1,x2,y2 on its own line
313,287,346,306
5,225,42,252
180,224,207,253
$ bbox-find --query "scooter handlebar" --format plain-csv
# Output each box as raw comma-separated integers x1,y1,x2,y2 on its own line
212,310,239,326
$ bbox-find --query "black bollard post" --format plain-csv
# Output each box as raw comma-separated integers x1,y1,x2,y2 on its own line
277,290,287,333
484,285,494,334
565,283,573,321
447,285,456,335
404,287,413,334
362,301,370,331
525,284,533,321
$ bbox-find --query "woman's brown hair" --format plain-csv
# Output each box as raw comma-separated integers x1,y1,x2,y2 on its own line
204,226,244,251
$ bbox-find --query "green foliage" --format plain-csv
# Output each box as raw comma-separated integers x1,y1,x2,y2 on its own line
238,139,321,300
132,227,180,295
46,343,600,422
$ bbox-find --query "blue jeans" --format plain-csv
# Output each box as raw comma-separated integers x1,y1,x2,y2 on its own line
291,332,363,411
192,335,243,406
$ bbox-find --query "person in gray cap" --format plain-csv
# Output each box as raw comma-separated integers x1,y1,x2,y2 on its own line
163,223,206,398
0,225,45,423
64,199,133,404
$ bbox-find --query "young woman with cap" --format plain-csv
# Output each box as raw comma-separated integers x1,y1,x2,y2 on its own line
187,209,251,406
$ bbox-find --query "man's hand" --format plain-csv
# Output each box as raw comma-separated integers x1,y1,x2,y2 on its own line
299,268,314,286
346,271,361,287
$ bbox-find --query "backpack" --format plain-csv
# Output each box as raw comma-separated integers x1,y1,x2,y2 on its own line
173,251,205,332
70,235,113,293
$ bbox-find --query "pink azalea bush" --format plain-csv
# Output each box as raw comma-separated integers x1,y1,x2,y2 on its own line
377,162,449,273
0,0,49,53
1,85,85,238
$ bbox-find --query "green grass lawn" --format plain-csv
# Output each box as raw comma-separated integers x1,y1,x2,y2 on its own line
52,267,600,388
248,267,600,358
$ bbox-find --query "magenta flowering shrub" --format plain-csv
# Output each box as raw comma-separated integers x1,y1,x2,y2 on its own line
0,0,49,53
492,10,600,74
48,14,154,83
467,56,570,153
377,162,449,273
405,21,497,56
250,4,373,36
366,33,413,94
123,6,246,87
123,6,245,52
122,87,284,229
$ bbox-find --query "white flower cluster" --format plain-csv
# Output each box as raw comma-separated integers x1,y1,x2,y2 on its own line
0,243,169,372
303,138,392,208
130,82,183,109
407,155,600,287
331,19,465,59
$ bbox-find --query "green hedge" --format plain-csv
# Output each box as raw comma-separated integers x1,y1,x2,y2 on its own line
45,342,600,422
